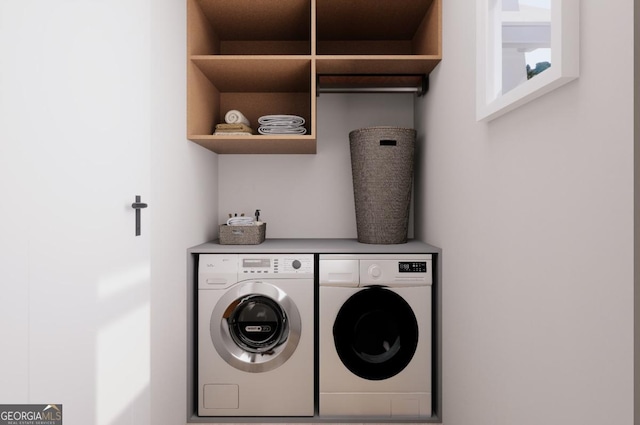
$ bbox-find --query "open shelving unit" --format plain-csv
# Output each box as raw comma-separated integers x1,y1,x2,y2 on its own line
187,0,441,154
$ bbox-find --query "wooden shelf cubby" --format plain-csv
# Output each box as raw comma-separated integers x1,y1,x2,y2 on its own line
187,0,441,154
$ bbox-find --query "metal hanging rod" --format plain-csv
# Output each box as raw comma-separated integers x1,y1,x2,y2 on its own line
316,74,428,97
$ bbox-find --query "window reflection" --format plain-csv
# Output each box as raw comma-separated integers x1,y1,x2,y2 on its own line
501,0,551,94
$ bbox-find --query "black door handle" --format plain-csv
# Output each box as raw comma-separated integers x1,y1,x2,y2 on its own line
131,195,148,236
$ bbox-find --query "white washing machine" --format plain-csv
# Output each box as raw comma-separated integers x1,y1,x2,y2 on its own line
198,253,314,417
319,254,432,418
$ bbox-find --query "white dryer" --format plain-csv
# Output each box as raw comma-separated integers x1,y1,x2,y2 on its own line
319,254,432,419
198,253,314,417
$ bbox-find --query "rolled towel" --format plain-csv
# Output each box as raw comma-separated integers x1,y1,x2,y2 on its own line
258,114,305,127
224,110,250,126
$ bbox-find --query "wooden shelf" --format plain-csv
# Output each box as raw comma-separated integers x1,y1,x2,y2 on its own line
187,0,441,154
316,0,441,56
188,135,317,154
190,56,312,92
196,0,310,40
315,56,441,75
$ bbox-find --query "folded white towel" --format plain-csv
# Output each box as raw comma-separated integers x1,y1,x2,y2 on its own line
225,110,250,126
226,216,255,226
258,126,307,135
258,115,305,126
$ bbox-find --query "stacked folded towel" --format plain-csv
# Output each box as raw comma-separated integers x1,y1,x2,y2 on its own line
214,110,254,135
258,115,307,135
214,123,255,135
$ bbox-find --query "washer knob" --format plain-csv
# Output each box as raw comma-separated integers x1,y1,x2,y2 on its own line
292,259,302,270
368,264,382,279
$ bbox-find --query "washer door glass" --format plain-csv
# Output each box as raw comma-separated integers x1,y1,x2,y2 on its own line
211,281,302,373
333,286,418,380
228,295,288,353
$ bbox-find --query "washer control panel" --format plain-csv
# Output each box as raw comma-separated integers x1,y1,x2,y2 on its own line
239,254,314,277
199,254,314,289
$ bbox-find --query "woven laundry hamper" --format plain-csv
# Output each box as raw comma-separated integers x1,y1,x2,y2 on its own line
349,127,415,244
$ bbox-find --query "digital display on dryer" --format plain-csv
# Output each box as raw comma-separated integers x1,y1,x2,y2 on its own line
399,262,427,273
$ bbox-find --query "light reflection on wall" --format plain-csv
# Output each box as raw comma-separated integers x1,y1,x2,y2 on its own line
96,264,150,425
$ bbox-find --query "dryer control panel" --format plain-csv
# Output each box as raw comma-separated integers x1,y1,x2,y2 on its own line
360,257,432,286
319,254,432,287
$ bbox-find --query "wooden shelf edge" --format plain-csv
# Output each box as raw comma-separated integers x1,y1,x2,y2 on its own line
316,54,442,60
190,54,441,60
190,55,313,60
188,135,317,155
315,56,442,76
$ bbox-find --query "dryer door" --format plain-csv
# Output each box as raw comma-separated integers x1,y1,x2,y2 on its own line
333,286,418,380
210,281,301,373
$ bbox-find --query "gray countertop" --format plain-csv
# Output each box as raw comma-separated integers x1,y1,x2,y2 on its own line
189,238,441,254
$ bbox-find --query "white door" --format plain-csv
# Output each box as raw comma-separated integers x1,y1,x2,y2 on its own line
0,1,151,425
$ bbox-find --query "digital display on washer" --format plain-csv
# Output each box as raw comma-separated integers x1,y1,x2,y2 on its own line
398,261,427,273
242,258,270,268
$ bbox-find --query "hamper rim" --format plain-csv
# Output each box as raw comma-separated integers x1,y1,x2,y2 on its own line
349,126,416,137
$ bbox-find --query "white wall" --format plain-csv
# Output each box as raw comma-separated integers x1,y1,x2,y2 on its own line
218,93,414,239
0,4,34,401
0,2,218,424
416,1,635,424
150,1,219,425
1,1,154,424
635,1,640,422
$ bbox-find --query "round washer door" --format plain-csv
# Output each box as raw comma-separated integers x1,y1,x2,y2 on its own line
333,286,418,380
210,281,301,373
